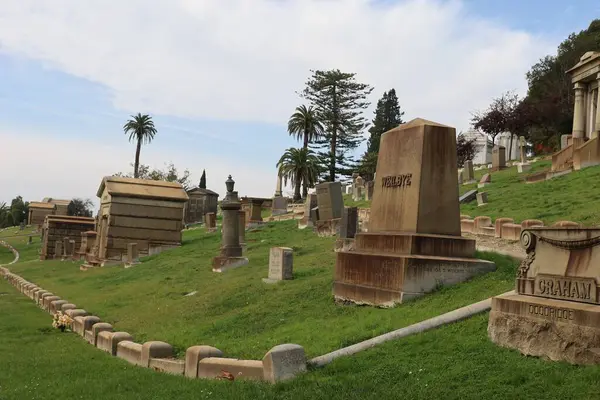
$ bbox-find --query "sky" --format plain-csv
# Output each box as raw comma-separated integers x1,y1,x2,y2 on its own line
0,0,598,205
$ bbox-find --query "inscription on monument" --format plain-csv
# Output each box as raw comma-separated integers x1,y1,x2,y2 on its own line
381,174,412,189
534,274,597,304
527,303,575,322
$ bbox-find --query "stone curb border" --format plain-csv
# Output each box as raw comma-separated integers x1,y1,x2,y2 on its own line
0,240,20,265
459,214,581,241
0,266,307,383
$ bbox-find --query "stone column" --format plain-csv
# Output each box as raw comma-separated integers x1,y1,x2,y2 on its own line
275,174,282,197
212,175,248,272
573,82,586,138
595,76,600,138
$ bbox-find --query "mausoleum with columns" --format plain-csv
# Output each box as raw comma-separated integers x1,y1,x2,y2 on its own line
552,51,600,172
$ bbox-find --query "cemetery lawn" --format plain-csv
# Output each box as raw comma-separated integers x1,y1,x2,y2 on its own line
7,220,517,360
3,277,600,400
347,160,600,226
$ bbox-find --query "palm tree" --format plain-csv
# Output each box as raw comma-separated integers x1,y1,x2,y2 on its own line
123,113,157,178
287,105,324,197
277,147,320,202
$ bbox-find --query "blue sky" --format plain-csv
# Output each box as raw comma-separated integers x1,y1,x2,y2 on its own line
0,0,598,204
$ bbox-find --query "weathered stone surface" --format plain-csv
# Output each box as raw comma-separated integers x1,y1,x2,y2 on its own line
492,146,506,171
459,189,477,204
489,226,600,364
315,182,343,221
61,303,77,312
88,323,113,346
50,300,68,315
517,163,532,173
521,219,543,228
494,218,514,238
117,341,143,366
185,345,224,378
271,196,288,216
149,358,185,375
339,207,358,239
198,358,264,381
334,119,495,306
489,294,600,365
65,309,88,319
141,341,174,367
476,192,488,206
263,247,293,283
97,331,133,355
262,344,306,383
500,223,522,241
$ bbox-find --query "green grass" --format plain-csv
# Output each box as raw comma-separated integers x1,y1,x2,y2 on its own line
345,160,600,226
3,277,600,400
9,220,516,359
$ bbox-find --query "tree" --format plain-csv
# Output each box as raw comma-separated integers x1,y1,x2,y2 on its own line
10,196,27,226
287,105,325,150
277,147,320,202
300,69,373,181
471,91,531,159
115,162,191,190
357,151,378,182
199,169,207,189
0,202,11,228
287,104,325,197
67,198,94,217
367,89,405,153
456,133,477,168
123,113,157,178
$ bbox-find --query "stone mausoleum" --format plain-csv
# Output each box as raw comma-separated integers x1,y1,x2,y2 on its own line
83,176,189,267
184,187,219,224
40,215,95,260
552,51,600,172
28,197,71,227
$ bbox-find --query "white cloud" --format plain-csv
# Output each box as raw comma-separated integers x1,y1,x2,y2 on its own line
0,129,278,205
0,0,554,131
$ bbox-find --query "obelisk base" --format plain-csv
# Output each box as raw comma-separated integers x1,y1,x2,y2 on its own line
488,293,600,365
333,232,495,307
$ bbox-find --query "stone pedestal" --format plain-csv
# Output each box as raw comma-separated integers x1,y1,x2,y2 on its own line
489,227,600,364
212,176,248,272
334,119,495,307
247,198,264,228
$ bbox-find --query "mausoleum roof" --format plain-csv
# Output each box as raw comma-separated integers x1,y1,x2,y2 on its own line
97,176,189,202
187,187,219,197
29,201,56,209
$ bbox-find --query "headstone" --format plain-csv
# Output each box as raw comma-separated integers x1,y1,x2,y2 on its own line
263,247,293,283
365,181,374,201
272,196,287,216
339,207,358,239
353,176,365,201
62,237,70,260
489,227,600,365
492,146,506,171
315,182,343,221
274,174,283,197
334,118,495,306
462,160,475,183
205,213,216,232
27,235,32,245
476,192,488,206
519,136,526,163
459,189,478,203
517,136,532,173
248,199,264,223
478,173,491,188
310,207,319,224
457,169,464,185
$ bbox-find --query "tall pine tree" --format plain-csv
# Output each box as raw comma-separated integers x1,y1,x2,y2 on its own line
199,169,206,189
300,69,373,181
367,89,404,153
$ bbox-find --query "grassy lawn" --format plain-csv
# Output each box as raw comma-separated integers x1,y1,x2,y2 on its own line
346,160,600,226
8,220,516,359
2,277,600,400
